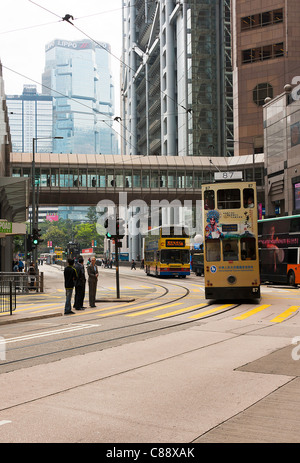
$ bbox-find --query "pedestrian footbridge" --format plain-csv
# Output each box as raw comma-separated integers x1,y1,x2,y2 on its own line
10,153,264,206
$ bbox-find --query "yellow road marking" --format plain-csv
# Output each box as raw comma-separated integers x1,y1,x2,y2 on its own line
97,302,156,316
15,303,63,313
126,302,183,317
189,304,234,319
156,303,207,318
270,306,300,323
234,304,271,320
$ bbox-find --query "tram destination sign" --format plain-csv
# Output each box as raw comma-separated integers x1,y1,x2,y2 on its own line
214,171,243,181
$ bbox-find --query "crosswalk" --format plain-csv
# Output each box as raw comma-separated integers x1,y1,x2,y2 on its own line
1,285,299,325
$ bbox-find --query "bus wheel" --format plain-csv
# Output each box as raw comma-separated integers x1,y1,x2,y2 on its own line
288,270,296,286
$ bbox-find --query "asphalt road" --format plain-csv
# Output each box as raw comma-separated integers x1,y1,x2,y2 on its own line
0,264,300,443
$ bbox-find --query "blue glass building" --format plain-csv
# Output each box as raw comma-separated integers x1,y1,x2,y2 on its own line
42,39,119,155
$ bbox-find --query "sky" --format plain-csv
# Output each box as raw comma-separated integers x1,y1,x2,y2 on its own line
0,0,123,115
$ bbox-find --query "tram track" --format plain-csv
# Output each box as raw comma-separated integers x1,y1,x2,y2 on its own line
0,274,241,371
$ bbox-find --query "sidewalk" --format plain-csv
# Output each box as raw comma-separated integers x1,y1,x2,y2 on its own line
0,264,140,325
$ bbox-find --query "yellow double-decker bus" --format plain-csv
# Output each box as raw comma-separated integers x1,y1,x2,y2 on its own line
202,180,260,299
54,246,63,260
144,226,190,277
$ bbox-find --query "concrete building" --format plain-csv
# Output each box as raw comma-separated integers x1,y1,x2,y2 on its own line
231,0,300,157
0,62,28,271
6,85,53,153
121,0,234,157
263,84,300,217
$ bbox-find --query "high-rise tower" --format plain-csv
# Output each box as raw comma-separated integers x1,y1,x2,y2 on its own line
231,0,300,156
121,0,233,157
42,39,119,155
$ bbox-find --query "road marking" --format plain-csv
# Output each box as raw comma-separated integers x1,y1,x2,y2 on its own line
234,304,271,320
0,421,11,426
14,303,63,313
156,303,207,318
189,304,234,319
126,302,183,317
0,324,99,345
270,306,300,323
97,302,156,316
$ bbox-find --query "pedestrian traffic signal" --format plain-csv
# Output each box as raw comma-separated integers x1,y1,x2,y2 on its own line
32,228,43,246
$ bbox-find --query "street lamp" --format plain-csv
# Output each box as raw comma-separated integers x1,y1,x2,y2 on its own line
226,139,255,181
31,136,63,264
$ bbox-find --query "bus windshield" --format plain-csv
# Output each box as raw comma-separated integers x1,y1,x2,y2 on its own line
161,249,190,264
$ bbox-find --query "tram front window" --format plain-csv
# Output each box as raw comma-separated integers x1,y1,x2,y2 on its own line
241,237,256,260
217,189,240,209
161,250,189,264
223,240,238,261
205,240,220,262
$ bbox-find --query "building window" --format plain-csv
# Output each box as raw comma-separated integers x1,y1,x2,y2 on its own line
253,83,273,106
242,43,284,64
241,8,283,30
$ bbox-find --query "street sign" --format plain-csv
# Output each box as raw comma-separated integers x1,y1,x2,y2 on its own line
0,221,12,234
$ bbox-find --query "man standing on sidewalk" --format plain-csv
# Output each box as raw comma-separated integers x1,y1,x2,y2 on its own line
74,256,86,310
87,256,98,307
64,258,77,315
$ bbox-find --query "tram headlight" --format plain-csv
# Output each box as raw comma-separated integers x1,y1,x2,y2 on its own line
227,275,236,285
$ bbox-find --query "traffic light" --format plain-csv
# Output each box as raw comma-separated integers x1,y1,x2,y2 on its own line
32,228,43,246
116,218,125,239
104,217,112,238
27,235,33,252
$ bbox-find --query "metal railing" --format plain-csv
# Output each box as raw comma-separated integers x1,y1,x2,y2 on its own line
0,280,16,315
0,272,44,294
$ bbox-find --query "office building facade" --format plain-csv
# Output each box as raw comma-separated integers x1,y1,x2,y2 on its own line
121,0,233,157
263,84,300,216
6,85,53,153
42,39,119,155
231,0,300,156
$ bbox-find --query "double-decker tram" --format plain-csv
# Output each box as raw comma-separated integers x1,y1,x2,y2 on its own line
258,214,300,286
202,179,260,299
144,225,190,277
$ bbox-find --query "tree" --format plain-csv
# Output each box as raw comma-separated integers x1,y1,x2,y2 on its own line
42,226,68,249
74,223,104,250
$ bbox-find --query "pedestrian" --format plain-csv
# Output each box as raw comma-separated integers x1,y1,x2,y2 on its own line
28,261,36,290
64,258,77,315
74,256,86,310
131,259,136,270
87,256,98,307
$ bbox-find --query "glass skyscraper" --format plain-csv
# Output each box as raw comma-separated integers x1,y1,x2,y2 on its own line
42,39,119,155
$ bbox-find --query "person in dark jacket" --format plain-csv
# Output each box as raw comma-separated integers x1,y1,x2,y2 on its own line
87,256,98,307
64,258,77,314
74,256,86,310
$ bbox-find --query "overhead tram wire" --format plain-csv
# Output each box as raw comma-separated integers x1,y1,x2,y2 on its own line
28,0,191,116
1,63,138,155
1,3,297,112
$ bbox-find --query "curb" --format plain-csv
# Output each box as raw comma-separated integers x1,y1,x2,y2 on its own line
96,297,136,303
0,312,62,326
